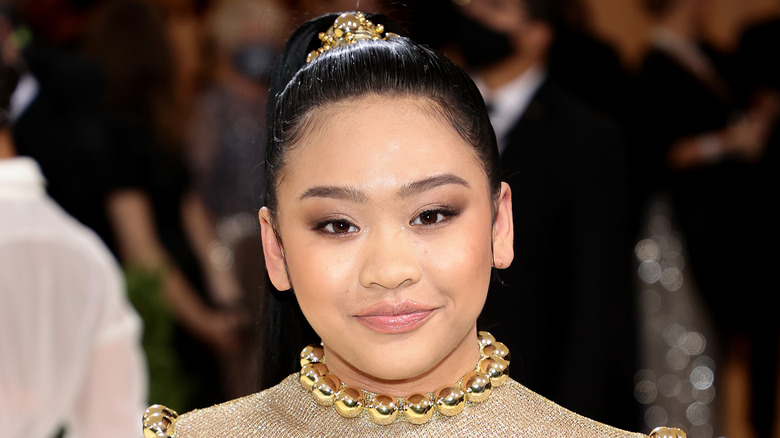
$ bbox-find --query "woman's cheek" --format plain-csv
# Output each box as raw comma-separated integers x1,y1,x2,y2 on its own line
425,226,489,274
294,244,356,295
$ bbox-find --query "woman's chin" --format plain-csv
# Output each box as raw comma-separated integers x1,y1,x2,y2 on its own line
351,354,433,383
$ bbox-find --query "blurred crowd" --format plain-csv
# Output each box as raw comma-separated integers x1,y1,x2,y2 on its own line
1,0,778,437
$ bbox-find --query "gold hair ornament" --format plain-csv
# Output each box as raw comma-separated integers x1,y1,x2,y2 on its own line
306,12,398,63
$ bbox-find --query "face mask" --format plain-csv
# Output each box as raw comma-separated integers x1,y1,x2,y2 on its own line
453,14,515,69
231,44,276,82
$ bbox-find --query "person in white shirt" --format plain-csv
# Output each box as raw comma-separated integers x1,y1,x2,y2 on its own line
0,60,148,437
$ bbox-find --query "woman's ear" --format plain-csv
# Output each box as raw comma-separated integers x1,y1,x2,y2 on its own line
259,207,292,291
492,182,514,269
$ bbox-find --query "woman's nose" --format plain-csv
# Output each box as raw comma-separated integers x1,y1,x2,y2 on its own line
358,225,422,291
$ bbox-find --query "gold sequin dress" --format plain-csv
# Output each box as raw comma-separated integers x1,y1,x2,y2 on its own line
160,374,652,437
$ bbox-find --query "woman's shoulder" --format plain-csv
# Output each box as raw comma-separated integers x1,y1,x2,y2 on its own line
496,378,647,437
143,374,306,438
498,379,685,438
142,376,685,438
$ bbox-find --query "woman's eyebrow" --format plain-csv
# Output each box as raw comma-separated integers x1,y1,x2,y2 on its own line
298,174,469,202
298,185,368,203
398,174,470,198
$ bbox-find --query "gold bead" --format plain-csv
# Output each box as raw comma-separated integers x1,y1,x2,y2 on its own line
333,13,360,36
367,394,399,425
462,370,492,403
334,386,363,418
305,10,394,63
403,393,434,424
300,344,324,366
143,413,176,438
482,341,511,363
435,386,466,417
478,356,510,387
477,331,495,347
312,373,341,406
300,362,328,391
143,404,178,438
649,426,688,438
143,404,178,420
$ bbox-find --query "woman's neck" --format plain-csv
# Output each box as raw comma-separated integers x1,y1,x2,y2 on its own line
322,328,482,397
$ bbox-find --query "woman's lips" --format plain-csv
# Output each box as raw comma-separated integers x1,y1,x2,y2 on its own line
354,301,436,334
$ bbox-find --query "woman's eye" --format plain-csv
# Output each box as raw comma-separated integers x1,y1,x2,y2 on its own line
411,209,453,226
318,220,359,234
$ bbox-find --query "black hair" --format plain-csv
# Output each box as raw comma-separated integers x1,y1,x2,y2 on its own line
257,12,501,389
263,12,500,216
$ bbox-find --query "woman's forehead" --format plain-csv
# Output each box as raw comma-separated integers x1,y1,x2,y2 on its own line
278,96,486,190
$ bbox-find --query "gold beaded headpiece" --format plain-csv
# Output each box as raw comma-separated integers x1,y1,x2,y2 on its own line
306,12,398,63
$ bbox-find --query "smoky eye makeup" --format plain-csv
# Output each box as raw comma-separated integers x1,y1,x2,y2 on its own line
313,217,360,235
410,206,461,227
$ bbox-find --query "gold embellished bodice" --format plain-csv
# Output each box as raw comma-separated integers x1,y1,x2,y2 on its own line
149,374,659,437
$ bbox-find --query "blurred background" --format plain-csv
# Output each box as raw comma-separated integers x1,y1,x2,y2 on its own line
1,0,777,437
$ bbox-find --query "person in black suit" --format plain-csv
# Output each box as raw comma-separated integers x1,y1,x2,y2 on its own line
449,0,639,430
633,1,779,436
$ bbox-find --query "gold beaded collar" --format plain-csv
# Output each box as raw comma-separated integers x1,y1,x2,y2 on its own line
306,11,398,63
298,331,510,426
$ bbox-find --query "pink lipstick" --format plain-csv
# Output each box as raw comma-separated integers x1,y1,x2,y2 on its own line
354,300,435,334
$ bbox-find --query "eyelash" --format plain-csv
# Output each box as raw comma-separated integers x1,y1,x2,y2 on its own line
314,208,459,236
410,208,459,226
315,219,359,235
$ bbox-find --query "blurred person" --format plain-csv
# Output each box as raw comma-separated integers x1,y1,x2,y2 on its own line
285,0,383,22
155,0,204,129
81,0,248,409
0,18,147,437
189,0,288,221
449,0,639,430
10,0,244,411
546,0,633,122
634,1,779,436
733,15,780,438
185,0,291,396
10,0,117,251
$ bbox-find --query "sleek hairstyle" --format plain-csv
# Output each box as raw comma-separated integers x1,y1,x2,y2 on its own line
263,12,500,216
258,12,501,389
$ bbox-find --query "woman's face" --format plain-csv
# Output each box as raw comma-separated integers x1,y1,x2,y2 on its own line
260,95,513,387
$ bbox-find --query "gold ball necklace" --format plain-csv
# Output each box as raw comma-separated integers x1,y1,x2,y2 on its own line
298,331,510,426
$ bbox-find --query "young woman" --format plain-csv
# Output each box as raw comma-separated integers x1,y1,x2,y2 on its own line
143,12,685,437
